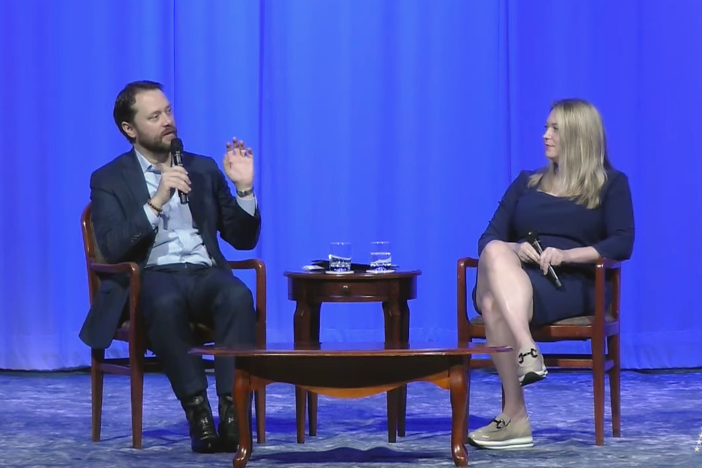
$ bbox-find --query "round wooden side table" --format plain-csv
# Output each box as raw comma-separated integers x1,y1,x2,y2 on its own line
284,270,421,443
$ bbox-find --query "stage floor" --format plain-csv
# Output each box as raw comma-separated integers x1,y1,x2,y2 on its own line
0,368,699,467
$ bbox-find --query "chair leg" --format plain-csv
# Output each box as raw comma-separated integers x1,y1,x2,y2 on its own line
592,341,606,446
608,334,621,438
130,352,145,449
254,387,266,444
464,362,471,439
90,349,105,442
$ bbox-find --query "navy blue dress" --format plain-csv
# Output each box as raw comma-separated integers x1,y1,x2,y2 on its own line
472,168,635,326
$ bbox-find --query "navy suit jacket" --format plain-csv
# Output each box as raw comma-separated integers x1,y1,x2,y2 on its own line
78,149,261,349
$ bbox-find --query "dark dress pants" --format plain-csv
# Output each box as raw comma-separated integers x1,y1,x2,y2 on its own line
140,263,256,401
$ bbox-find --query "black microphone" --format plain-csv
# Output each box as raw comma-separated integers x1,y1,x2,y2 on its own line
170,138,188,204
527,231,562,288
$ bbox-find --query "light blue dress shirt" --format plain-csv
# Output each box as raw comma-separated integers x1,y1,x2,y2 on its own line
136,149,257,267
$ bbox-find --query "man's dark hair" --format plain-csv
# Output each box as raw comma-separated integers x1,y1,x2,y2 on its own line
113,81,164,142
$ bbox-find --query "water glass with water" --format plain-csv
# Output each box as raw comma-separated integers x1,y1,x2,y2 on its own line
329,242,352,272
370,241,392,272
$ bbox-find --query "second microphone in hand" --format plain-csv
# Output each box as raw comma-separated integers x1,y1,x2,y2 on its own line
170,138,188,204
526,231,562,288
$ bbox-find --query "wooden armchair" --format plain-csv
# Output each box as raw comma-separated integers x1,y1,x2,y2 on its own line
81,203,268,448
457,256,622,446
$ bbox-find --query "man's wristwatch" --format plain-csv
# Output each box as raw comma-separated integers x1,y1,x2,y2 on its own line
236,187,254,198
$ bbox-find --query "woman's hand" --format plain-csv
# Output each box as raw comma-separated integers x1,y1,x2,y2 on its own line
514,242,540,263
539,247,569,275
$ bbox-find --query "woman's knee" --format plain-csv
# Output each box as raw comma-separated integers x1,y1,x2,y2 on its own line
479,240,515,269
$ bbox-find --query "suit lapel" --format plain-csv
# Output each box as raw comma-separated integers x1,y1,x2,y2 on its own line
120,150,151,206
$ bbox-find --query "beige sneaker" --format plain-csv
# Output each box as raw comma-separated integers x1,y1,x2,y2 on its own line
517,346,547,386
467,413,534,449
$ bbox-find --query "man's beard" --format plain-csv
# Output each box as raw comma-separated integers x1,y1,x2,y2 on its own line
137,129,177,155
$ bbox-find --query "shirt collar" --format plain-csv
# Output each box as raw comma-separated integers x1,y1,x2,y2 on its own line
134,148,159,174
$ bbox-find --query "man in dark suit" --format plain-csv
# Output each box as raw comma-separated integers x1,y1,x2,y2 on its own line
79,80,260,453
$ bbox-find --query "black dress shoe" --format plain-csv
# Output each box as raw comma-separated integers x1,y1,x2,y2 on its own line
218,394,239,453
181,391,220,453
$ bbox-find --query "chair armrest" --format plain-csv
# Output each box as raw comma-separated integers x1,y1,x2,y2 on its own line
89,261,140,276
89,261,143,350
457,257,479,340
594,257,624,326
598,258,621,270
228,259,265,272
88,261,141,310
227,259,267,346
458,257,479,270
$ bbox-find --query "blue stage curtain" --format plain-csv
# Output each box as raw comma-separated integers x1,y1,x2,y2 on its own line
0,0,700,370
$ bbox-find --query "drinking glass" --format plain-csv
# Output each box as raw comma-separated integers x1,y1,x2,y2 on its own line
370,241,392,272
329,242,352,272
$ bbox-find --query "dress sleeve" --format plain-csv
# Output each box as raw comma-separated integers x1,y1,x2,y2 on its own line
591,171,635,260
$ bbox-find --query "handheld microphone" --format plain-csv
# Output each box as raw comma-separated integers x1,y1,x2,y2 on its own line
527,231,562,288
170,138,188,204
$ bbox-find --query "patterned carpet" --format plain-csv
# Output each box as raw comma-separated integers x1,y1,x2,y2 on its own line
0,369,700,468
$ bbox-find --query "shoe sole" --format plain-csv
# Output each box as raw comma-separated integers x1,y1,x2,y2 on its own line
467,436,534,450
519,369,548,386
192,441,220,453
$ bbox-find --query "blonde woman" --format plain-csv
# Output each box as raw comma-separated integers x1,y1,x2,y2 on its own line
468,99,634,449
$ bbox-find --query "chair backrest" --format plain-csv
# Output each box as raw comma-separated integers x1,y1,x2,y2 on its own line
81,203,106,303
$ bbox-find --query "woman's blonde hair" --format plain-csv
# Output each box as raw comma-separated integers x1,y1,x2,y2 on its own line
528,98,610,209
